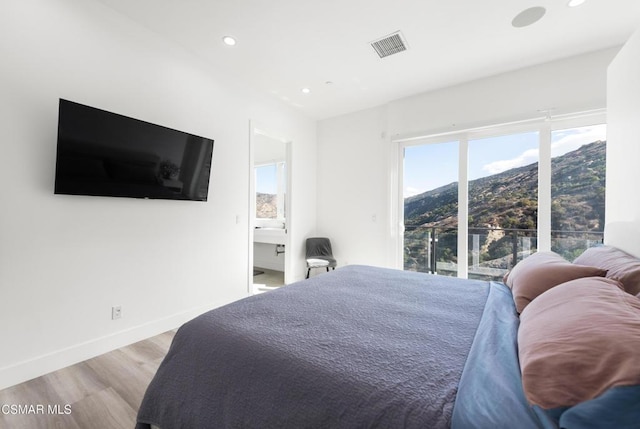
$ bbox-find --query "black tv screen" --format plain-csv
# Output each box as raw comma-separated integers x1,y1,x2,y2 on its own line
54,99,214,201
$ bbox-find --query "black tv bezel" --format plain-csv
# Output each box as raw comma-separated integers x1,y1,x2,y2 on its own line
54,99,214,202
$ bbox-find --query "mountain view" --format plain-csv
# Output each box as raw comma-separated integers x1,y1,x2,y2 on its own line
404,140,606,272
256,192,278,218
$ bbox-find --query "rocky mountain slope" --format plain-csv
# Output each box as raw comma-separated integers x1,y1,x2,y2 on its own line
405,140,605,232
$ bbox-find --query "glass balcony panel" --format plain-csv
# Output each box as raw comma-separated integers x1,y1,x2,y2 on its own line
467,228,537,281
551,230,604,261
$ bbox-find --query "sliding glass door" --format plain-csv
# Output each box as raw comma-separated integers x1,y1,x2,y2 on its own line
467,131,539,280
550,124,606,259
399,115,606,281
403,140,459,276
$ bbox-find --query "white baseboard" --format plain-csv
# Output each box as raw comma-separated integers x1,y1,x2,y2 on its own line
0,304,218,391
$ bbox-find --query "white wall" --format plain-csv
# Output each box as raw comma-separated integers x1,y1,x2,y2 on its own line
317,48,617,269
387,48,617,139
316,105,392,267
253,243,285,271
606,28,640,257
0,0,316,389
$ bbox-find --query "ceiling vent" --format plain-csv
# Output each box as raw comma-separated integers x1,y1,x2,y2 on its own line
370,31,408,59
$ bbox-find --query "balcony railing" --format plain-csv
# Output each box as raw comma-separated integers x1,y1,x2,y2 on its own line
404,225,603,281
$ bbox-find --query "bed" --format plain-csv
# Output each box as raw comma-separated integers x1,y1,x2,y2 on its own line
135,247,640,429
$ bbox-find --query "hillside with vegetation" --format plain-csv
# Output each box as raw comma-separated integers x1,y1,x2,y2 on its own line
256,192,277,218
404,140,606,269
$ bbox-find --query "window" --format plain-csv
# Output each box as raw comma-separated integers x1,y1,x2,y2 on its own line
398,113,606,280
255,162,286,220
550,125,606,259
467,131,539,280
403,140,459,276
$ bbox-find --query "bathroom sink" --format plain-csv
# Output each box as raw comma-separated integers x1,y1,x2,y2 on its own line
254,227,286,244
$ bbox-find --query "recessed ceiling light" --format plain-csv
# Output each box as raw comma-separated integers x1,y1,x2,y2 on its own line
568,0,585,7
511,6,546,28
301,88,311,94
222,36,236,46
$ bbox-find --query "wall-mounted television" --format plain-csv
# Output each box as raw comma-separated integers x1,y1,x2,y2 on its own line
54,99,214,201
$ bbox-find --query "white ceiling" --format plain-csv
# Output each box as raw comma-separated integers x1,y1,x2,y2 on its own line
96,0,640,120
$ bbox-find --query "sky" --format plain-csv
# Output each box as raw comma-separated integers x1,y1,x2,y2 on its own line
256,164,278,194
403,124,607,198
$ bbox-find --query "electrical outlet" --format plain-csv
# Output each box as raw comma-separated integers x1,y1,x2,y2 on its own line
112,306,122,320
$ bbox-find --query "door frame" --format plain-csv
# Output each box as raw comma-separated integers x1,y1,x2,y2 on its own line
393,110,607,278
248,121,293,294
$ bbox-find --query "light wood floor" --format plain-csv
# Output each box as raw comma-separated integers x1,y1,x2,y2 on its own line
0,330,175,429
252,267,285,293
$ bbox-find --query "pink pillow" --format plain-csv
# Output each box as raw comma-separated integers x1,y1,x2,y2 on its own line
574,245,640,295
504,251,606,313
518,277,640,409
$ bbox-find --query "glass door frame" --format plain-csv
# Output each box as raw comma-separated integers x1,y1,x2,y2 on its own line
393,110,606,278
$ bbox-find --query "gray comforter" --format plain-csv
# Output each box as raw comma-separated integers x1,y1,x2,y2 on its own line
136,265,493,428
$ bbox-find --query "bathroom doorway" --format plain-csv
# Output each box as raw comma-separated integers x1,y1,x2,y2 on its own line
249,124,292,295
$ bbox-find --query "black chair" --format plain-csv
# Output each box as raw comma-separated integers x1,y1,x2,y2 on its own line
305,237,337,279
